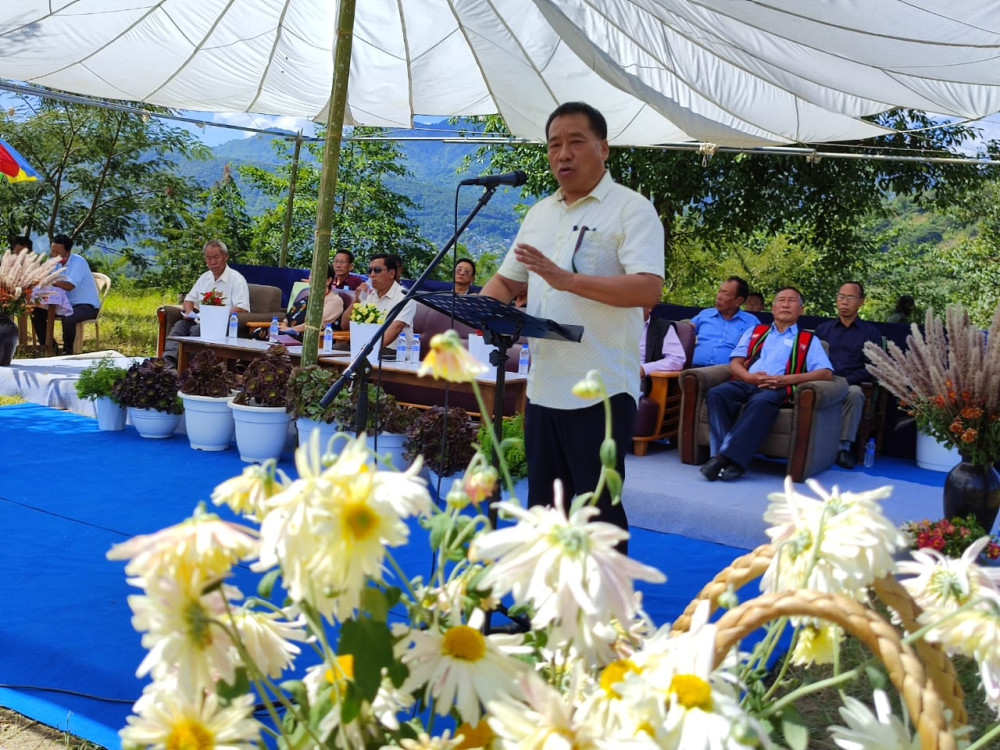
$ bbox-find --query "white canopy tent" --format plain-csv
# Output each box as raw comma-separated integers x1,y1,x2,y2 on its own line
2,0,1000,148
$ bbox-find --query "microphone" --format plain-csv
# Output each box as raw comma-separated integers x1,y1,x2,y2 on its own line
459,170,528,188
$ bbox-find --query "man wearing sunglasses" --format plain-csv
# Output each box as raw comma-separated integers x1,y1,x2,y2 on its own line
341,252,415,349
479,101,665,552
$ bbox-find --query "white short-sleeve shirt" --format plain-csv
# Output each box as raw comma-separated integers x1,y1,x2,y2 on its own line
497,172,664,408
185,265,250,311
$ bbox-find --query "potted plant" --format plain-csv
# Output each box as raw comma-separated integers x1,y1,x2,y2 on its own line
866,303,1000,529
111,357,184,438
287,365,349,452
229,344,295,462
348,302,385,365
404,405,478,482
178,349,239,451
331,385,417,468
74,354,129,430
197,288,231,341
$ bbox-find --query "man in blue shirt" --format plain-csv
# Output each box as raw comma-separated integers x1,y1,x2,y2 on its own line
30,234,100,354
701,287,833,481
815,281,883,469
690,276,759,366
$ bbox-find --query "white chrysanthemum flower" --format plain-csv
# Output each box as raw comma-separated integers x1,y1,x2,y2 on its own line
128,577,242,693
254,433,430,623
488,670,609,749
470,482,665,661
397,609,529,723
827,690,920,750
393,729,462,750
762,477,903,600
211,460,290,519
120,678,260,750
107,505,258,583
229,606,307,679
896,536,1000,611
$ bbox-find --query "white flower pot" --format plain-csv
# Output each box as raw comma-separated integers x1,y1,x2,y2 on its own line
230,401,292,463
296,417,348,455
181,393,235,451
128,407,181,439
95,396,127,431
350,321,383,365
366,432,407,470
199,305,231,341
916,428,962,473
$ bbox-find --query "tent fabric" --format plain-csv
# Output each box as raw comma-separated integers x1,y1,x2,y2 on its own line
1,1,1000,147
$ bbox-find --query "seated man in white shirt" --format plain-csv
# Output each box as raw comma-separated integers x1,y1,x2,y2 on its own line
341,252,416,351
163,239,250,365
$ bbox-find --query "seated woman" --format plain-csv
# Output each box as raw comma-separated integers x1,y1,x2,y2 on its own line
253,264,344,340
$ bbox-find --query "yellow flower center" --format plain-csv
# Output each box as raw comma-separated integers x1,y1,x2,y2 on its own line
183,599,213,649
668,673,713,711
455,719,495,749
599,659,636,697
166,718,214,750
441,624,487,661
343,500,378,541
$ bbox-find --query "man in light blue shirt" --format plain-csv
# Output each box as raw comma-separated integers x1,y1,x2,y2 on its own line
690,276,759,366
30,233,101,354
701,286,833,481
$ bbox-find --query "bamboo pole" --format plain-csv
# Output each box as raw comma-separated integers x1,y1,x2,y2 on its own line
300,0,356,366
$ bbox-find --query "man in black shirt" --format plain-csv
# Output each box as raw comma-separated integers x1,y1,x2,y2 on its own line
815,281,883,469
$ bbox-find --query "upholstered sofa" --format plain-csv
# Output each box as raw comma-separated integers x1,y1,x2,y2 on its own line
677,364,848,482
631,319,696,455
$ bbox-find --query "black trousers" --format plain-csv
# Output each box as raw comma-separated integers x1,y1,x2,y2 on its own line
524,393,636,546
31,303,97,354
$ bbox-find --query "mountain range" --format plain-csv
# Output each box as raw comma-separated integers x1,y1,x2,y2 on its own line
175,121,531,255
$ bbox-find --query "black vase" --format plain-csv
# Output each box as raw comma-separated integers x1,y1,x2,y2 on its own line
0,315,18,366
943,461,1000,531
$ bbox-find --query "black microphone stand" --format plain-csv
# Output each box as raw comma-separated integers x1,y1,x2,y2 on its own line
318,185,502,419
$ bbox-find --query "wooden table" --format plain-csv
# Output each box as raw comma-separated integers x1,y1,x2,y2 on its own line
169,336,528,417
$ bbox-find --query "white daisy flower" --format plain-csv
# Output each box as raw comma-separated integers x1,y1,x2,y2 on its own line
229,606,307,679
397,609,529,723
827,690,920,749
211,460,290,519
470,481,665,662
120,678,260,750
392,729,462,750
107,505,258,583
128,576,242,693
762,478,904,600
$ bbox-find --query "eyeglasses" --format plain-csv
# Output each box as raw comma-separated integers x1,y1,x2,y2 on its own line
368,266,386,274
836,294,860,301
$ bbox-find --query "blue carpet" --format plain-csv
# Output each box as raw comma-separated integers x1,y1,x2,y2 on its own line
0,404,753,749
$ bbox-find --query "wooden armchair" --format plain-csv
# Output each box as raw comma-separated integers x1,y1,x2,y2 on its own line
631,319,695,456
156,283,285,356
678,364,848,482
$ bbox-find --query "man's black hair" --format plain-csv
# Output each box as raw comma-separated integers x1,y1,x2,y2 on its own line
726,275,749,302
545,102,608,141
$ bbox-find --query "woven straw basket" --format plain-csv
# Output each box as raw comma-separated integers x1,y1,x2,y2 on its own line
671,543,964,750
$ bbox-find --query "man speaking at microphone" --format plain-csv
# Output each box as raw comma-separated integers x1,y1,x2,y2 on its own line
480,102,664,552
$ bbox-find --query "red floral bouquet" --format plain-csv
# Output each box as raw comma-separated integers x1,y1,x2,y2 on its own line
200,289,225,306
903,514,1000,561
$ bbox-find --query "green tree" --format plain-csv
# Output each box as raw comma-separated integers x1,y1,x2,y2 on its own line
0,97,206,250
466,110,992,307
241,127,436,274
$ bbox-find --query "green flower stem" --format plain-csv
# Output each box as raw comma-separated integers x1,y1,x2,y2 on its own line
758,665,864,719
469,379,516,504
385,549,422,604
966,721,1000,750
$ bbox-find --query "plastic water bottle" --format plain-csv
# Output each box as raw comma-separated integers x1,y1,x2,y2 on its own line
409,333,421,366
268,316,279,343
863,438,876,468
227,312,238,339
518,343,529,375
323,324,333,353
395,332,408,363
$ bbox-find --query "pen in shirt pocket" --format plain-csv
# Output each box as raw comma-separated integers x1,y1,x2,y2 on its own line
570,225,593,272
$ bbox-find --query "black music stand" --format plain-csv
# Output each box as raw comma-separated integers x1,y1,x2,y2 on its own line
413,291,583,500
